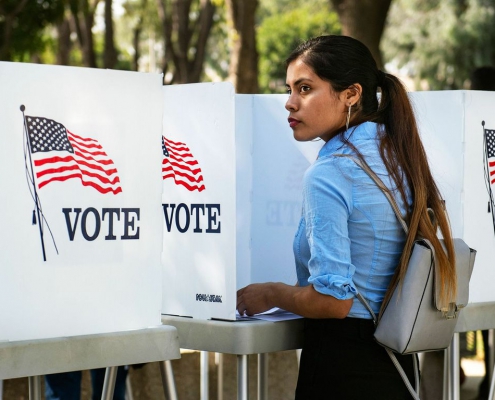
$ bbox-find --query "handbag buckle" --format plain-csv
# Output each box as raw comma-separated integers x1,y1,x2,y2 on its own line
442,303,460,320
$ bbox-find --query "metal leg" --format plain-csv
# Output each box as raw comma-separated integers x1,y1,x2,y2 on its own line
28,376,41,400
125,373,134,400
200,351,209,400
101,366,118,400
258,353,268,400
237,355,249,400
215,353,224,400
489,331,495,400
489,329,495,381
447,333,460,400
0,378,3,400
489,369,495,400
443,349,449,400
159,360,178,400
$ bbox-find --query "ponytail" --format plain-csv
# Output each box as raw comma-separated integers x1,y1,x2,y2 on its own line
378,73,457,311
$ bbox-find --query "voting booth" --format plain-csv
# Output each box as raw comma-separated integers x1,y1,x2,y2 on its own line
161,85,495,321
2,63,494,333
161,83,322,320
0,62,164,341
410,90,495,304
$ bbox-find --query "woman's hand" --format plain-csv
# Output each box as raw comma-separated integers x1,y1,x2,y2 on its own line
236,283,274,316
237,282,353,319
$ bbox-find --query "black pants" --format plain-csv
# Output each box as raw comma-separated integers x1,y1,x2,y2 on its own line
295,318,416,400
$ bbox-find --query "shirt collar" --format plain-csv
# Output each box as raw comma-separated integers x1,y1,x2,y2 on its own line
318,121,379,157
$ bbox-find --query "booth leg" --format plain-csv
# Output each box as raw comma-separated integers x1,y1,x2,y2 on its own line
159,360,178,400
489,330,495,384
489,371,495,400
443,349,449,400
125,374,134,400
200,351,209,400
101,366,117,400
257,353,268,400
215,353,224,400
28,376,41,400
447,333,460,400
237,355,249,400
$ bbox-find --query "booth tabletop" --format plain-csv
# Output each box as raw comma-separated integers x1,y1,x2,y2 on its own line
0,325,180,380
455,301,495,333
161,315,304,355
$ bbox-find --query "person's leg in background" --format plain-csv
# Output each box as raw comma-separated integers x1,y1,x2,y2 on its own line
90,366,129,400
45,371,82,400
477,330,490,400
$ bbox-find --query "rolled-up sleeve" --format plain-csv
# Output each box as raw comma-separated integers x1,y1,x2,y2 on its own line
304,157,358,299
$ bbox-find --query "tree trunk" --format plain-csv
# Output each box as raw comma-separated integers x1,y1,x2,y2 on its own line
131,0,148,71
156,0,174,81
226,0,259,93
0,0,28,61
330,0,392,70
189,0,215,82
156,0,215,84
69,0,100,68
57,15,72,65
104,0,117,69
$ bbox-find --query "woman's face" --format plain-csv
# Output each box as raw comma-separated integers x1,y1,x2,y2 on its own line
285,58,347,142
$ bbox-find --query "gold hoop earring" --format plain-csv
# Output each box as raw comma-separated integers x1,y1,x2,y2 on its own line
346,104,351,131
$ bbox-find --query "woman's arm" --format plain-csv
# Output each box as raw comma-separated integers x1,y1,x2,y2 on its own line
236,282,352,319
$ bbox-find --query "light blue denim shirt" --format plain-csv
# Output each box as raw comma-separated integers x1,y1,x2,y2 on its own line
293,121,411,318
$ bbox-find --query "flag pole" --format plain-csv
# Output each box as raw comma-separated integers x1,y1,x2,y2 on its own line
21,105,47,261
482,120,495,236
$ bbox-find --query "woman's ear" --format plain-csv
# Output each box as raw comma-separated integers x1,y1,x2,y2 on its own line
340,83,362,106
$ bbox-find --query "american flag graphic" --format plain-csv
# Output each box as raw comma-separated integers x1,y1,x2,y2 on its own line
485,128,495,185
25,116,122,195
162,136,205,192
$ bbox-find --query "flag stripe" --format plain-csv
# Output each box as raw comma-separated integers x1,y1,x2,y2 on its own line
169,152,199,166
164,159,202,175
165,140,191,153
164,137,188,147
163,172,205,191
162,165,204,183
34,155,119,177
38,173,123,194
36,164,121,185
162,135,205,192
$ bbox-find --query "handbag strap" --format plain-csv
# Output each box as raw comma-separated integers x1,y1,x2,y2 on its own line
334,154,410,234
336,154,421,399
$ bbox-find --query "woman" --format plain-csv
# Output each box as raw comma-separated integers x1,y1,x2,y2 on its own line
236,35,456,399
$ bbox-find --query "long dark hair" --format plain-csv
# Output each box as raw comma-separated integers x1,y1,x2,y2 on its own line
286,35,457,310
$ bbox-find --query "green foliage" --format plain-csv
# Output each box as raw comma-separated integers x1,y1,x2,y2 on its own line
257,2,341,93
383,0,495,90
0,0,65,61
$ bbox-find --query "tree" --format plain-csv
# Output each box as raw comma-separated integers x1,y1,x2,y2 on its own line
56,7,73,66
257,1,341,93
104,0,118,68
0,0,65,61
225,0,259,93
330,0,392,70
383,0,495,90
69,0,101,68
156,0,216,84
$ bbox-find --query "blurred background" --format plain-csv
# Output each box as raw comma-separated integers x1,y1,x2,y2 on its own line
1,0,493,398
1,0,494,94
